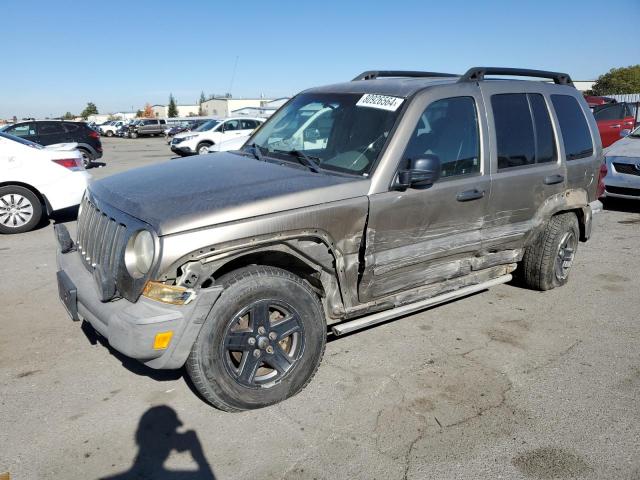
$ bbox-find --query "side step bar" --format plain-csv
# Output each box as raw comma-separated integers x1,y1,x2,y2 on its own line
332,274,512,336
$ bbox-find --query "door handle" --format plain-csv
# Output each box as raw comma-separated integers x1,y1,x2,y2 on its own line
610,124,621,128
456,189,485,202
544,174,564,185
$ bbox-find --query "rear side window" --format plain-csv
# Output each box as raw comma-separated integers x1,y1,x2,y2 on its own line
64,123,80,133
593,104,624,121
492,93,556,169
38,122,66,135
551,95,593,160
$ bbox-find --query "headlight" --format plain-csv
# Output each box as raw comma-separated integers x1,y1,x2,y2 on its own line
125,230,155,277
181,135,198,141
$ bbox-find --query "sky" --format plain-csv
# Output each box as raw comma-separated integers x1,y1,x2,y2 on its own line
1,0,638,119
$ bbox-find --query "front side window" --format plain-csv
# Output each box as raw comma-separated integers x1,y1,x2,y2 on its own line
249,92,404,175
5,123,36,137
551,95,594,160
223,120,240,131
403,96,480,178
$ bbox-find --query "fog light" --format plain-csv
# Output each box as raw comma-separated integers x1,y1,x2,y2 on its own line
143,281,195,305
153,331,173,350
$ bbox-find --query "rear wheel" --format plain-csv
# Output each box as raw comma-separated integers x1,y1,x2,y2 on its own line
77,149,93,168
186,266,326,411
520,212,579,290
130,131,138,139
0,186,43,234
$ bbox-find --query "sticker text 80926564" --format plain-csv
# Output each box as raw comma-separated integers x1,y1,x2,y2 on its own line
355,94,404,112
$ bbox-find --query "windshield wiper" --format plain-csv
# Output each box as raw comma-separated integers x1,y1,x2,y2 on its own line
274,149,322,173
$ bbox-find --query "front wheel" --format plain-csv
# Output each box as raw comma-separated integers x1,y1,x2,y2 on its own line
186,266,326,411
130,131,138,139
197,142,212,155
106,130,114,137
520,212,579,291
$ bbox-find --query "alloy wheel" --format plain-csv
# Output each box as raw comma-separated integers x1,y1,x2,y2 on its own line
0,194,34,228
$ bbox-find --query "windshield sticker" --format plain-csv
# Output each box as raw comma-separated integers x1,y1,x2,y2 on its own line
356,94,404,111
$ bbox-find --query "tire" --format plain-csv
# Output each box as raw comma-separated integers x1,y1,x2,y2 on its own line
520,212,579,291
130,131,138,139
0,186,43,234
78,149,92,168
186,265,327,411
196,142,212,155
106,130,113,137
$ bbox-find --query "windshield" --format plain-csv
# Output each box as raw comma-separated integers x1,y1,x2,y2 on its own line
0,131,43,149
195,120,220,132
247,92,404,175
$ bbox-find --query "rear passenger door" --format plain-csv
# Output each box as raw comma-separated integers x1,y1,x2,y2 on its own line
594,103,625,147
480,85,566,252
36,121,68,146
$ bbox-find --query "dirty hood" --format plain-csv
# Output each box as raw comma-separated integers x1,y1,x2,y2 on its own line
604,135,640,158
90,152,368,235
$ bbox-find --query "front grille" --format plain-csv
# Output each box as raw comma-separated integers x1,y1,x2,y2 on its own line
76,196,127,273
613,162,640,176
605,185,640,197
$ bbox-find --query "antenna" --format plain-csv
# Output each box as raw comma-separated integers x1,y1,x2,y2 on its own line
228,56,239,96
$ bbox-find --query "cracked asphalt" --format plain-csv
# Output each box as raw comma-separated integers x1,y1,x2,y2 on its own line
1,137,639,479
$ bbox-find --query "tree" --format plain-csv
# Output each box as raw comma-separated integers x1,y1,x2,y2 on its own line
198,91,206,116
80,102,99,119
62,112,75,120
168,94,178,118
590,65,640,96
135,109,144,118
143,103,154,118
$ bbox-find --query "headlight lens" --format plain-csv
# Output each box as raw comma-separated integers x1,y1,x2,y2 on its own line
125,230,155,277
182,134,198,141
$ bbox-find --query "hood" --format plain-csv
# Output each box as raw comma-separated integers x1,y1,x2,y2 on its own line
90,152,368,235
604,135,640,158
173,130,202,139
45,142,79,151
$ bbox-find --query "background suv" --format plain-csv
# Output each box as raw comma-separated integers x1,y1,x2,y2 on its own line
170,117,264,155
128,118,167,138
1,120,102,167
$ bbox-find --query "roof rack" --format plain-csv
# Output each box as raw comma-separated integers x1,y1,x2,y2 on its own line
458,67,574,86
352,70,458,81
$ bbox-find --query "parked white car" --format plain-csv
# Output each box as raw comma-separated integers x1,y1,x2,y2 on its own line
99,121,126,137
170,117,264,156
206,134,251,153
0,132,90,233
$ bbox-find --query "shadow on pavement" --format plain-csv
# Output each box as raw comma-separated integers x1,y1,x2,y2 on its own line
100,405,216,480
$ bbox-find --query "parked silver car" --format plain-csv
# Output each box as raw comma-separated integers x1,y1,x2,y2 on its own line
602,126,640,200
55,67,603,411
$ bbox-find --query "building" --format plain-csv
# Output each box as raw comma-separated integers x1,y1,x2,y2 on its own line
87,112,136,123
151,104,200,118
573,81,595,92
200,97,273,117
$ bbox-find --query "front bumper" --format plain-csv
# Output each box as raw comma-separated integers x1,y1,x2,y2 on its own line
170,141,196,154
56,235,222,369
603,157,640,200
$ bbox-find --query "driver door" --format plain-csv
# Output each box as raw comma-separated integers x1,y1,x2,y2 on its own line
359,86,492,302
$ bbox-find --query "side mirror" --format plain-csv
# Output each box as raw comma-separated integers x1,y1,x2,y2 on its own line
397,155,441,189
620,129,631,138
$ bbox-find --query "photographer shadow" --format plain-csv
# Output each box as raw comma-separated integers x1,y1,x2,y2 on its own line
101,405,216,480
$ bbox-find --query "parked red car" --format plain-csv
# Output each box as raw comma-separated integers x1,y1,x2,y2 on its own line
592,102,638,148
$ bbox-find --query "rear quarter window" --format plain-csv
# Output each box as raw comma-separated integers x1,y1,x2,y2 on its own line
551,95,594,160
